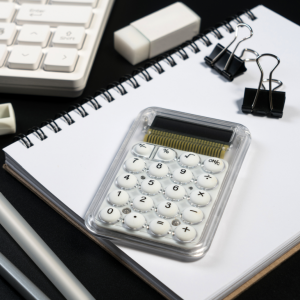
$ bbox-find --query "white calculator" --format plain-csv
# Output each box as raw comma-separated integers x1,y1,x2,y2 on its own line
85,107,251,261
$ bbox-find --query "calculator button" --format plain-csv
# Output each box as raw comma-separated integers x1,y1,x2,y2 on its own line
196,174,218,190
133,143,152,156
179,152,200,168
157,147,176,161
99,207,120,224
140,179,161,195
148,162,169,178
189,190,211,207
174,225,196,242
125,157,145,173
116,173,137,189
164,184,186,201
202,157,225,174
108,190,129,206
124,212,146,230
149,218,170,236
172,168,193,184
132,195,153,212
157,201,179,218
182,207,204,224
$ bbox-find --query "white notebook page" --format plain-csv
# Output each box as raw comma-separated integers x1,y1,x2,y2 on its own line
4,5,300,300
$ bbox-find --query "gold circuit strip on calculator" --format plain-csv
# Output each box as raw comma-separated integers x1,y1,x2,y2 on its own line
144,129,228,158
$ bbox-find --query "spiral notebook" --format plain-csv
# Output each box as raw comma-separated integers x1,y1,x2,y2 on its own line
3,5,300,299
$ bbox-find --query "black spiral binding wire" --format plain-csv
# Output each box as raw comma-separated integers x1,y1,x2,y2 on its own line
14,8,256,148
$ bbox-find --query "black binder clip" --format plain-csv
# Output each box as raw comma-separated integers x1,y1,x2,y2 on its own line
204,23,253,81
242,54,285,118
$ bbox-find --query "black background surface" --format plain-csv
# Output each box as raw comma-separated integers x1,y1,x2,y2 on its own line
1,0,300,299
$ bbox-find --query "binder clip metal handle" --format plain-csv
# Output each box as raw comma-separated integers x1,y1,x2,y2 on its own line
239,48,259,62
242,53,286,118
204,23,254,81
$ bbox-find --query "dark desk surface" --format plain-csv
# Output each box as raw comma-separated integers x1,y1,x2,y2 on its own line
1,0,300,299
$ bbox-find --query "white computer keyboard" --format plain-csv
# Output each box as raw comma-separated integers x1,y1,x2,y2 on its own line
0,0,114,97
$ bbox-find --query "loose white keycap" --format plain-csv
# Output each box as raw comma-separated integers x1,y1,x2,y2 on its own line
133,143,152,156
99,207,120,224
140,179,161,195
157,201,179,218
52,26,85,49
124,213,145,230
149,219,170,236
0,45,7,67
157,147,176,161
148,162,168,178
124,157,145,173
189,190,211,206
202,157,225,173
172,168,193,184
132,195,153,212
8,45,42,70
182,207,204,224
18,25,50,47
197,174,218,189
179,152,200,168
51,0,97,7
108,190,129,206
116,173,137,189
174,225,196,242
44,48,78,72
164,184,186,201
0,3,15,22
0,23,16,45
16,5,93,28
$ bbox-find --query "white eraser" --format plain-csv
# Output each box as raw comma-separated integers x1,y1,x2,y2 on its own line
114,2,201,65
0,103,16,136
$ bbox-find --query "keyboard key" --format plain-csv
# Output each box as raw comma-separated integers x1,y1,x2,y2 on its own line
16,4,93,28
0,0,13,2
124,157,145,173
182,207,204,224
174,225,196,242
0,45,7,67
116,173,137,190
149,219,170,236
196,174,218,190
0,23,16,45
51,0,97,8
0,3,15,22
18,0,47,4
140,179,161,195
99,207,120,224
18,25,50,47
44,48,78,72
148,162,168,178
108,190,129,206
132,195,153,212
52,26,85,49
172,168,193,184
179,152,200,168
156,201,178,218
164,184,186,201
189,190,211,207
202,157,225,174
124,213,145,230
8,45,42,70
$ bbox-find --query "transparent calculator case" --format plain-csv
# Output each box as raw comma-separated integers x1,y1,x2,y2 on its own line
85,107,251,261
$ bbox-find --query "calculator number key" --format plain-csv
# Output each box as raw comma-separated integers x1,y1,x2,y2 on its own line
157,147,176,161
196,174,218,190
156,201,179,218
202,157,225,174
164,184,186,201
108,190,129,206
132,195,153,212
171,168,193,184
174,225,196,242
181,207,204,225
99,207,120,224
140,179,162,195
116,173,138,190
124,157,145,173
179,152,200,168
123,213,146,230
149,219,170,236
148,162,169,178
189,190,211,207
